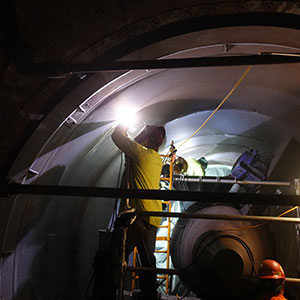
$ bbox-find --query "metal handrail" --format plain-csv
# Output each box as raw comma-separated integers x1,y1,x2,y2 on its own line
2,182,300,206
139,211,300,224
126,266,300,285
173,176,291,186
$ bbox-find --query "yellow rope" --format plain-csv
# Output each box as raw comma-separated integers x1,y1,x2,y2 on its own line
166,63,300,230
176,65,253,150
219,206,299,233
278,206,298,217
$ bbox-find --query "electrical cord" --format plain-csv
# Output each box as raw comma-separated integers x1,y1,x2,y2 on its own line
175,65,253,151
108,152,124,232
216,205,300,233
278,206,298,217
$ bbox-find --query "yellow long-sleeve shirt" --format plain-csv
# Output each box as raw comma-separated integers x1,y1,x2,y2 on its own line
112,125,163,227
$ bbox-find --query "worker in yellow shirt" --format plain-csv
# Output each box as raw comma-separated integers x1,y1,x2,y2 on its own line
111,124,166,300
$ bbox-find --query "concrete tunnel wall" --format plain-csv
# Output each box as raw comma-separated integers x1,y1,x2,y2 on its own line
2,3,300,299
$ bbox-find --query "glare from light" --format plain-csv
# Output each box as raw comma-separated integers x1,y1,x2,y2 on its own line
115,104,138,130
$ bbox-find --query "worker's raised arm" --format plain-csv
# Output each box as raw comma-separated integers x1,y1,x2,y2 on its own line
111,124,141,160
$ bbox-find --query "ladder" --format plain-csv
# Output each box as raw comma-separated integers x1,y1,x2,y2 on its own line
156,152,175,294
131,149,176,294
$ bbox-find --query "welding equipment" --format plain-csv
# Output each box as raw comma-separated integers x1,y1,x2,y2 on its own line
231,149,268,181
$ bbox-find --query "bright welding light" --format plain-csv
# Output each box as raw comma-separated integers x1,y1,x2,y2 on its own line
115,104,138,130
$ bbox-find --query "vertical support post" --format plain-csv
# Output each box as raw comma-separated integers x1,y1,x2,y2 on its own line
295,179,300,196
118,227,127,300
164,147,176,294
131,247,138,291
294,179,300,299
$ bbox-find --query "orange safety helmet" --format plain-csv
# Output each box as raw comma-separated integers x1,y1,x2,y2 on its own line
258,259,285,280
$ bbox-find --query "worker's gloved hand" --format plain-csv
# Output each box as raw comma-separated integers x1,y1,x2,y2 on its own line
114,208,137,228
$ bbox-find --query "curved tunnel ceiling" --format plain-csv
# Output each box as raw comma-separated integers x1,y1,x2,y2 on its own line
9,26,300,181
2,3,300,299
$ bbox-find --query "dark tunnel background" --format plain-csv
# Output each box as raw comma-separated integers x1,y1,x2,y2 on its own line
2,1,300,299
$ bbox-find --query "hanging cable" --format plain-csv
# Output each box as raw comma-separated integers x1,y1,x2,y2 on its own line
278,206,298,217
108,152,124,232
209,205,300,234
176,65,253,150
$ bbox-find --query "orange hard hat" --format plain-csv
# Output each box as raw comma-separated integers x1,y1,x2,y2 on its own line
258,259,285,280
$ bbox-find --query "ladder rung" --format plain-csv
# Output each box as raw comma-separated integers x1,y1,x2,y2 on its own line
159,225,168,228
156,236,169,241
160,177,171,181
155,250,168,253
157,275,168,279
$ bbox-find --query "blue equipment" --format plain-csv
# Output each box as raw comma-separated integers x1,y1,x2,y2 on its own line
231,149,268,181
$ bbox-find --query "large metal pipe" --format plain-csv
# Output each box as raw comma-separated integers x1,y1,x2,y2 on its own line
170,205,274,300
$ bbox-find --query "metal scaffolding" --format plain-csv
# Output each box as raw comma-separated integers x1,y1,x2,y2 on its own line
2,182,300,206
3,180,300,298
139,211,300,224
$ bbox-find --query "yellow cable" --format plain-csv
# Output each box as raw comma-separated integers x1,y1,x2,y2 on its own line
164,63,300,230
278,206,298,217
219,206,299,233
177,65,253,150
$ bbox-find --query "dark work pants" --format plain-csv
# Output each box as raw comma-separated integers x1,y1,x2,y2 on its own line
126,217,158,297
104,217,158,299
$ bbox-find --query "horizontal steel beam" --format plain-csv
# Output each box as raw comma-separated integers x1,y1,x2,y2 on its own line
173,177,291,186
28,53,300,77
140,211,300,224
286,277,300,285
1,182,300,206
127,267,300,286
